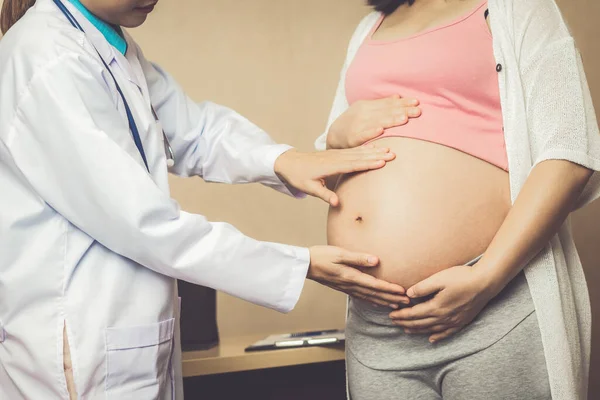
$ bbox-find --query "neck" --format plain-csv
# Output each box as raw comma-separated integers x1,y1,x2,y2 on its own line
67,0,128,55
77,0,113,26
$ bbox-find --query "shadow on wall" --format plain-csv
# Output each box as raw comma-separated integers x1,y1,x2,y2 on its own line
573,201,600,398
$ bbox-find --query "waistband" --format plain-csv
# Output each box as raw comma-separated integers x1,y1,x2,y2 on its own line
346,271,535,370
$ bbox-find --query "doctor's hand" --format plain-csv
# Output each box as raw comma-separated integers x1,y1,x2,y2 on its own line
307,246,409,308
274,147,395,207
327,95,421,149
388,265,496,343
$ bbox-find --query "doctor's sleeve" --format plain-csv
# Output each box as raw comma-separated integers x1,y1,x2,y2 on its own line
136,46,302,197
3,52,309,313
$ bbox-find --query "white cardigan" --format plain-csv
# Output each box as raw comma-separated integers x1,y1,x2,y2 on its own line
315,0,600,398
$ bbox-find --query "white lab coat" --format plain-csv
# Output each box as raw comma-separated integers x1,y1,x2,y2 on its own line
0,0,310,398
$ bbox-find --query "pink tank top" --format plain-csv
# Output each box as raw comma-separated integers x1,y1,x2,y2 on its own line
346,1,508,171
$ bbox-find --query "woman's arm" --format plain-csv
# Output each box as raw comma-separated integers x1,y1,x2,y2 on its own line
462,160,591,296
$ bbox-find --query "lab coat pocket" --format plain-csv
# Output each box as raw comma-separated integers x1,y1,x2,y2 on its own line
105,318,175,399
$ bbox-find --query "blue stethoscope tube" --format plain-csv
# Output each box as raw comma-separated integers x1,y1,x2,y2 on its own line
52,0,175,171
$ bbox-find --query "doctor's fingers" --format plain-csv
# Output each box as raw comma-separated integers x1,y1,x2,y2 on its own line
320,149,396,175
351,293,403,308
350,285,411,306
303,180,340,207
335,264,406,296
328,146,396,161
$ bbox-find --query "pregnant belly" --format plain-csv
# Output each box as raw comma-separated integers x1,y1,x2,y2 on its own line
327,137,511,288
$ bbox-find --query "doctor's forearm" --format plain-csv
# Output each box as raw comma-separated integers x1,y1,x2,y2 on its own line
475,159,592,296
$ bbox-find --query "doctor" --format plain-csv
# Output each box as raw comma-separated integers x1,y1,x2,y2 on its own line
0,0,414,399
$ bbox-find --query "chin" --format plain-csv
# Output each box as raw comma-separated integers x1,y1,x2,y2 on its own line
121,14,148,28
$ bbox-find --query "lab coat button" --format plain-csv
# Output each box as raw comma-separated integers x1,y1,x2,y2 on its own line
496,63,503,72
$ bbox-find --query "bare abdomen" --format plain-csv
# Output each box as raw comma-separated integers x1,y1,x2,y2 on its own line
327,137,511,288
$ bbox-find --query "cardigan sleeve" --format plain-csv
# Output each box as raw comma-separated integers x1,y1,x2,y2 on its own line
516,0,600,208
314,13,381,151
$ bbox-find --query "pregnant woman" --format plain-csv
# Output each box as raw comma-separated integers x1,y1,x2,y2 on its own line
316,0,600,399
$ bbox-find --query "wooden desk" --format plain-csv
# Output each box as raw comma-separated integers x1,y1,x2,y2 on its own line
182,334,345,377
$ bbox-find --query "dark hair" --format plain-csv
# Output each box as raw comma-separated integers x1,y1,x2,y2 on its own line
368,0,415,15
1,0,36,34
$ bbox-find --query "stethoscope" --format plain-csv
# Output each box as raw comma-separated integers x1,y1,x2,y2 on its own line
52,0,175,170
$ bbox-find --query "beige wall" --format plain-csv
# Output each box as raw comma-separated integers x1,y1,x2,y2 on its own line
2,0,598,394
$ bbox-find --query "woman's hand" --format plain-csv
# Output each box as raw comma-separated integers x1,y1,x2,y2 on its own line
327,95,421,149
274,147,395,206
388,265,496,343
308,246,410,308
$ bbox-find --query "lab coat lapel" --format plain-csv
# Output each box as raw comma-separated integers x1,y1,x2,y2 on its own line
64,2,159,173
63,2,146,103
62,1,117,66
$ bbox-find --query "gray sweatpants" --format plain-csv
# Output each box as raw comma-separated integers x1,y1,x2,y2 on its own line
347,311,551,400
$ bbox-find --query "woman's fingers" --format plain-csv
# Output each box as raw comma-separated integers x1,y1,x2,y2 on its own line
375,97,421,128
405,106,422,118
429,327,462,343
379,96,418,109
404,325,448,335
406,274,444,299
374,107,420,130
358,127,385,144
354,96,421,138
392,317,439,329
389,300,437,320
380,114,408,129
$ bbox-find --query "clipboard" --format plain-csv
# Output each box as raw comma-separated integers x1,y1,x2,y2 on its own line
244,329,345,352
